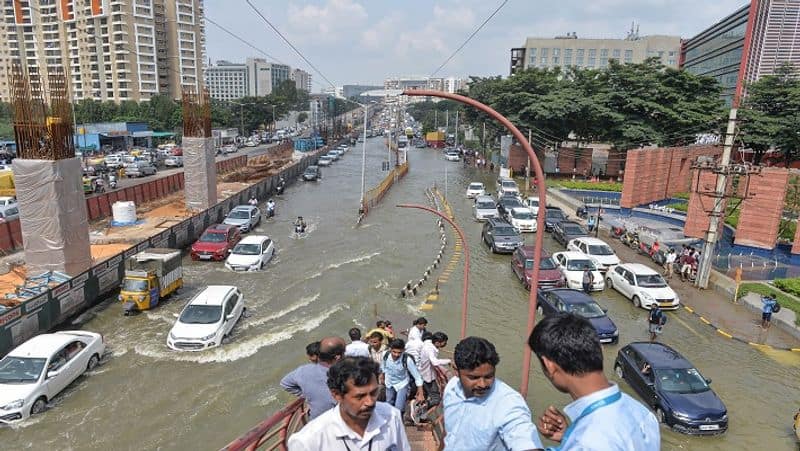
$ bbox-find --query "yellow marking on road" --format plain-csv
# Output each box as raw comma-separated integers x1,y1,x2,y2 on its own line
671,313,704,339
716,329,733,339
699,316,711,325
426,295,439,302
683,306,694,313
792,348,800,353
749,342,769,349
420,304,434,311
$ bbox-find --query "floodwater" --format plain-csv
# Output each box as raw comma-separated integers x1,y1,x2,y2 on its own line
3,141,799,450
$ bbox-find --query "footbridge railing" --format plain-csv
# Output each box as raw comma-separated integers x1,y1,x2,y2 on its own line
219,398,307,451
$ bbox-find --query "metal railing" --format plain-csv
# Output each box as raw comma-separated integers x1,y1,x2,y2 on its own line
220,398,308,451
581,196,620,207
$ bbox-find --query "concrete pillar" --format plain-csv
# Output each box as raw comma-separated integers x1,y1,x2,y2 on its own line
183,136,218,211
684,169,721,239
13,157,91,276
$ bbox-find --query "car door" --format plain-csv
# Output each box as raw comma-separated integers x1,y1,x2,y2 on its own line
623,349,649,399
511,249,524,280
264,238,274,261
623,271,637,299
222,295,238,335
43,347,74,397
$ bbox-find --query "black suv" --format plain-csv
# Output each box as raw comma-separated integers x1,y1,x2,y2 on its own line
481,218,524,254
544,206,567,231
496,195,524,220
552,220,589,246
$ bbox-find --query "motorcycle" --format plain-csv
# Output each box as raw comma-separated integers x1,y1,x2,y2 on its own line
266,207,275,219
576,205,589,219
276,178,286,195
108,175,118,190
294,223,306,234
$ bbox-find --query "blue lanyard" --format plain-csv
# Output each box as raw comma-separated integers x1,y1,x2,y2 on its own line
547,391,622,450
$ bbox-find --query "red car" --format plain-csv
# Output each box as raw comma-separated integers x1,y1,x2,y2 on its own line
511,246,565,290
190,224,241,261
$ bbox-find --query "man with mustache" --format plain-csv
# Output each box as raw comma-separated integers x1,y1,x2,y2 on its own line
442,336,543,450
288,357,410,450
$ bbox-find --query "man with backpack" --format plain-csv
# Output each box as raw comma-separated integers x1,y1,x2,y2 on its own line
381,338,425,419
761,294,780,329
648,306,667,341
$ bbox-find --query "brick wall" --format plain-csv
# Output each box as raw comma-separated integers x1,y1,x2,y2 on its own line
734,167,789,250
684,169,722,239
606,149,625,180
555,147,593,175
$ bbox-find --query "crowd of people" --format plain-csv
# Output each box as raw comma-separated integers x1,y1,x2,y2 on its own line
281,314,661,450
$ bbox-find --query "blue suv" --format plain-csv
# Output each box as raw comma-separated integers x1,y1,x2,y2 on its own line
536,288,618,343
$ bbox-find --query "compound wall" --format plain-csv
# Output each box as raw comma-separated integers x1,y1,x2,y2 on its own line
734,167,789,250
684,169,724,239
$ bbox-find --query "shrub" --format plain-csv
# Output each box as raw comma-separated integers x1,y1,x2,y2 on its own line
548,180,623,192
667,203,688,213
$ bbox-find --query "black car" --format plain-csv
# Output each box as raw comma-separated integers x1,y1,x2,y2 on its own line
536,288,618,343
481,218,524,254
552,220,589,246
497,196,524,220
544,207,567,231
614,342,728,435
302,165,320,181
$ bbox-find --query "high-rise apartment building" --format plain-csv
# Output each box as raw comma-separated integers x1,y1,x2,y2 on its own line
510,32,681,75
291,68,311,92
0,0,206,103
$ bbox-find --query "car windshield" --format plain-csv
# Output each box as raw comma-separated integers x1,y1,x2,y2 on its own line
233,243,261,255
228,210,250,219
567,259,596,271
476,201,495,209
548,210,565,220
502,199,523,208
588,244,614,255
568,301,606,318
656,368,710,394
512,210,534,220
540,257,557,270
502,181,517,188
0,356,46,383
179,305,222,324
563,225,586,235
637,274,667,287
469,184,483,190
493,226,517,237
122,278,148,291
199,232,226,243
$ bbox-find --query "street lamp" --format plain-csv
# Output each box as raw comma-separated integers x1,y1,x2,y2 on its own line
271,104,276,132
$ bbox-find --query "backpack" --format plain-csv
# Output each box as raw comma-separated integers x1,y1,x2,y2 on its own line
772,302,781,313
649,309,665,325
383,351,416,372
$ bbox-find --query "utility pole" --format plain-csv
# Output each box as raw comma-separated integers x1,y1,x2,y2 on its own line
526,130,532,195
360,105,368,210
435,110,438,129
696,108,737,289
454,110,459,148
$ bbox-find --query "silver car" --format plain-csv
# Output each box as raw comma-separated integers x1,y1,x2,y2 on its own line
474,195,498,221
223,205,262,232
125,161,157,177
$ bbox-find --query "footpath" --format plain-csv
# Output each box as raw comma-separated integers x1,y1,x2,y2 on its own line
543,188,800,352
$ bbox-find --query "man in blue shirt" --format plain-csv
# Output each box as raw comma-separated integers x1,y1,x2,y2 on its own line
442,336,543,450
761,294,778,329
528,314,660,450
380,338,424,418
281,336,345,419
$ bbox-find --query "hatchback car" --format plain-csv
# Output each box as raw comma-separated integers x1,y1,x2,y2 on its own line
508,207,537,233
303,165,321,181
496,177,520,197
164,156,183,167
318,156,333,166
544,207,567,231
481,218,524,254
0,197,16,210
474,196,498,221
125,161,157,177
223,205,261,233
552,251,605,291
225,235,275,271
606,263,680,310
511,246,565,290
0,206,19,223
190,224,242,261
614,342,727,435
326,151,340,161
466,182,485,199
536,288,619,343
444,151,460,161
567,237,620,272
0,331,105,423
167,285,245,351
552,221,590,246
497,195,525,220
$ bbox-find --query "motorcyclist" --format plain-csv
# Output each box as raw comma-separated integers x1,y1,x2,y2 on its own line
108,173,117,189
266,199,276,217
248,196,258,206
294,216,307,233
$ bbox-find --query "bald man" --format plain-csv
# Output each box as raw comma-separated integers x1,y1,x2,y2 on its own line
281,336,345,419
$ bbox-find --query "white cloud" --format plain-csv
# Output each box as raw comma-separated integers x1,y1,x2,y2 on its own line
287,0,368,43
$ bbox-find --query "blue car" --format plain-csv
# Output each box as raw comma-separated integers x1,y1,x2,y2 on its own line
536,288,619,344
614,342,728,435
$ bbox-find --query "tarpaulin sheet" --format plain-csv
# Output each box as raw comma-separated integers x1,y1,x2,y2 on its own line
183,137,218,211
12,158,92,276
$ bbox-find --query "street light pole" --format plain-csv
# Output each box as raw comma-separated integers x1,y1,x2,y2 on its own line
360,105,368,210
272,105,276,132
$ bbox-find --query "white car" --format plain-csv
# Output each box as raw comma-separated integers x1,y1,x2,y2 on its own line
508,207,537,233
167,285,245,351
444,151,460,161
473,195,498,221
0,331,105,423
164,156,183,167
496,178,520,197
466,182,486,199
338,145,349,152
606,263,680,310
318,156,333,166
552,251,605,292
225,235,275,271
524,197,540,216
223,205,261,233
567,237,620,272
0,196,17,209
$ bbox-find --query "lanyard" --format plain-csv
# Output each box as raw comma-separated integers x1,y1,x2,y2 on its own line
340,437,373,451
547,391,622,451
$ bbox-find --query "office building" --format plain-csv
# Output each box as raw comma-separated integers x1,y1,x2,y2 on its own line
205,60,248,101
510,32,681,75
342,84,383,100
0,0,206,103
682,0,800,106
291,68,311,92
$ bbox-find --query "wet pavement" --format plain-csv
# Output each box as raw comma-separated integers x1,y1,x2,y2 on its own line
3,144,799,450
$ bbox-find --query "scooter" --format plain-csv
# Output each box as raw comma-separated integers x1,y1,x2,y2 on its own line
576,205,589,219
109,176,117,190
276,178,286,195
265,207,275,219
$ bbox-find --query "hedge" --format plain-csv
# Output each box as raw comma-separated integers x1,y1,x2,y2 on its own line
549,180,624,192
737,282,800,326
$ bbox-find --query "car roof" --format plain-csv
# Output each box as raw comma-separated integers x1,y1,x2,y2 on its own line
206,223,237,233
8,332,91,358
0,196,14,202
469,182,484,186
627,342,692,369
573,237,609,246
546,206,563,211
487,218,512,226
510,207,531,214
619,263,659,275
475,195,494,203
542,288,594,304
555,251,592,260
306,165,319,169
231,205,258,212
189,285,238,306
558,220,582,227
518,246,551,258
239,234,269,244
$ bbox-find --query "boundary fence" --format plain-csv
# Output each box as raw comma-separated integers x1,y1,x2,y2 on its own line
360,162,409,220
0,148,324,357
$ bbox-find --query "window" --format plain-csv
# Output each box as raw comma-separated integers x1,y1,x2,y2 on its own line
612,49,621,58
553,48,560,57
540,56,547,65
564,49,572,57
588,49,596,57
528,47,537,65
624,49,633,63
600,49,608,58
564,56,572,65
576,49,584,57
668,59,676,66
576,56,584,67
588,58,596,68
552,56,559,65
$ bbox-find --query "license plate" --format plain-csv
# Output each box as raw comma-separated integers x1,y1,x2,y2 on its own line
599,338,613,343
699,425,719,431
199,255,212,260
234,267,246,271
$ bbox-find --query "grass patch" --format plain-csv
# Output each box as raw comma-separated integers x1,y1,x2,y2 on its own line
547,179,623,192
667,203,688,213
737,282,800,326
673,192,691,200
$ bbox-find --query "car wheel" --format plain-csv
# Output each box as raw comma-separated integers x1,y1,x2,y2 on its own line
614,363,624,379
656,408,666,424
491,244,498,254
633,295,642,308
87,353,100,371
259,260,264,270
606,278,613,289
30,397,47,416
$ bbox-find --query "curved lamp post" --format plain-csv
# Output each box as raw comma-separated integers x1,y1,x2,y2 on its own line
402,89,547,398
397,203,470,340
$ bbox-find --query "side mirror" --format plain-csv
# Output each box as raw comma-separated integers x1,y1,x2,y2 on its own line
602,307,608,313
172,313,179,318
705,378,712,385
226,314,235,321
47,370,59,379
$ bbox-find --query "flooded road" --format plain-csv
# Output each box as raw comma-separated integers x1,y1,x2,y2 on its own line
5,143,799,450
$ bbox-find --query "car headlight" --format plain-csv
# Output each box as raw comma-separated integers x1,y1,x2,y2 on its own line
721,413,728,421
138,295,146,301
169,332,176,340
672,410,692,421
612,330,619,336
1,399,24,410
201,333,216,341
249,263,261,270
673,294,680,303
640,292,654,301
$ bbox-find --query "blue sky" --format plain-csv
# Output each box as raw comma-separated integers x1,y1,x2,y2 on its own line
204,0,748,91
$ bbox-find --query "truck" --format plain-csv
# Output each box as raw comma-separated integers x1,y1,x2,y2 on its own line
119,248,183,315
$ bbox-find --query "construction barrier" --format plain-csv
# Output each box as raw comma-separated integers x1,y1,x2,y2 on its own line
0,146,328,357
361,162,409,218
401,187,446,300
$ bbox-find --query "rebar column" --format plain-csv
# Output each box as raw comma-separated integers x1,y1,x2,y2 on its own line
182,87,218,211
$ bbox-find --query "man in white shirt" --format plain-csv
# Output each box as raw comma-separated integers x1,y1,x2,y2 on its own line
345,327,370,358
404,332,425,362
288,357,411,451
418,331,450,407
406,316,427,342
663,249,677,280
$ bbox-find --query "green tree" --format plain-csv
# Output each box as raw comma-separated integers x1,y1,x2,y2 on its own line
297,112,308,123
0,102,13,140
